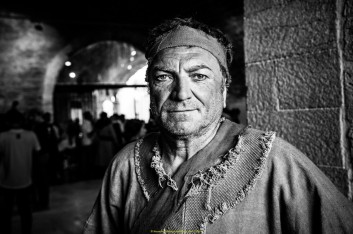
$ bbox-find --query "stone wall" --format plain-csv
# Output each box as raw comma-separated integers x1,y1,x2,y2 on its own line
244,0,353,197
342,0,353,199
0,15,64,113
0,13,148,114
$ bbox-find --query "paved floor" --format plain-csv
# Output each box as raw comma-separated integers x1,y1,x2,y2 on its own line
11,179,102,234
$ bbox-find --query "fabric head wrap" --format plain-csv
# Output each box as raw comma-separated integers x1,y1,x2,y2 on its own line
146,25,227,68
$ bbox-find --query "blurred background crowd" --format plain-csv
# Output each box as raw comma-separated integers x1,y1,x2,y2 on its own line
0,100,160,213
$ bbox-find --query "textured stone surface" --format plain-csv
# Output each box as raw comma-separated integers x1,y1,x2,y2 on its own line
244,0,333,15
244,1,336,63
319,166,348,196
342,0,353,199
248,108,342,166
276,49,341,109
0,18,63,112
246,62,278,112
345,67,353,123
343,0,353,123
245,0,351,198
343,0,353,61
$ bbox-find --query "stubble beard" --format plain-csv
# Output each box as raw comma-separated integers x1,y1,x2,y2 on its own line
150,96,223,140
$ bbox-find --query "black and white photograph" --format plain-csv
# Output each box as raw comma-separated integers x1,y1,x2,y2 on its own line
0,0,352,233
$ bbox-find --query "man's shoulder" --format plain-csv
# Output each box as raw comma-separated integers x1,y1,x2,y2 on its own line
239,126,310,168
255,130,330,186
267,134,309,163
111,141,136,165
241,126,301,156
109,133,159,170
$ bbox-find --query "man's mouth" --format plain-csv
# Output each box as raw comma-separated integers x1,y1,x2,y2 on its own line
168,109,196,113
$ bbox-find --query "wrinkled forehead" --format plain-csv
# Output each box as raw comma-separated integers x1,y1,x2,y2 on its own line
146,25,227,68
150,46,221,70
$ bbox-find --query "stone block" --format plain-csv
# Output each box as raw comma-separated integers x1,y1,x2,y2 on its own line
344,17,353,61
344,67,353,123
245,0,333,15
248,108,342,166
319,166,348,196
245,1,336,63
246,62,278,112
276,50,341,109
244,0,274,15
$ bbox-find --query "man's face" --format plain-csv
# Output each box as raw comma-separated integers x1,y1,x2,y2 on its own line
148,46,226,138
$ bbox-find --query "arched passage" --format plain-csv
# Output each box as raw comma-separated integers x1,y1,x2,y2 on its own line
53,40,149,124
41,26,147,114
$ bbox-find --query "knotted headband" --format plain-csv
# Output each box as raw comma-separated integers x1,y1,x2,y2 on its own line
145,25,227,68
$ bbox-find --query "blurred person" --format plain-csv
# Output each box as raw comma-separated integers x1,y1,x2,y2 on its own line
2,101,21,132
0,112,40,234
66,119,79,148
6,101,21,119
124,119,147,144
79,111,95,180
32,112,59,211
93,112,118,178
43,112,61,184
58,124,77,183
110,113,125,151
117,114,126,134
67,118,81,148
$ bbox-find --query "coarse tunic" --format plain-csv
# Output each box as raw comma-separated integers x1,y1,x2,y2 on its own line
83,120,353,233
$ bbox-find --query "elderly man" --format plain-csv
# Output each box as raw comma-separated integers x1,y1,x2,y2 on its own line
83,18,353,233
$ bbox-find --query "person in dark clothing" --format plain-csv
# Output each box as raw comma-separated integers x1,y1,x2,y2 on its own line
0,111,40,234
93,112,118,178
123,119,147,144
6,101,20,119
79,111,95,180
32,112,59,210
110,114,125,151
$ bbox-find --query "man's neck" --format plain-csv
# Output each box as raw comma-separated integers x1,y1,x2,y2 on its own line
159,118,222,175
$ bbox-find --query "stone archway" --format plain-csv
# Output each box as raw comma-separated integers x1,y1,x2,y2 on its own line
42,45,72,113
52,38,148,124
41,26,147,114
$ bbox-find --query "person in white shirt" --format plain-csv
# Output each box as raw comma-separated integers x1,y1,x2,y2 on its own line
0,112,40,234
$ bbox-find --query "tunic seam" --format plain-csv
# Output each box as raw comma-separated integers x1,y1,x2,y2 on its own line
199,131,276,232
134,139,150,201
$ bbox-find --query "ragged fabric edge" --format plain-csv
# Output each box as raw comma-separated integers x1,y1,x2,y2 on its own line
151,144,178,191
134,138,150,201
199,131,276,233
186,133,245,199
186,125,250,200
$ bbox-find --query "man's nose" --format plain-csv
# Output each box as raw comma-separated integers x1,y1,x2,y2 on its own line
172,76,192,101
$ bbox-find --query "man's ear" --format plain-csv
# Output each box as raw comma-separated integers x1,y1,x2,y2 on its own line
223,86,227,108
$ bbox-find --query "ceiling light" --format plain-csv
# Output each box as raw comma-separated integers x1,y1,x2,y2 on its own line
69,72,76,78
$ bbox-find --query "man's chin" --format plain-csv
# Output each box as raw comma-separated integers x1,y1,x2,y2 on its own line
161,122,199,138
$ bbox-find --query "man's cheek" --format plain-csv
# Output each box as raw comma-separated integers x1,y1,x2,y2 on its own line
149,98,160,118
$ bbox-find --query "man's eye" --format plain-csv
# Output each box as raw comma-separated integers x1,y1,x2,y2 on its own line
192,74,208,81
155,75,172,82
